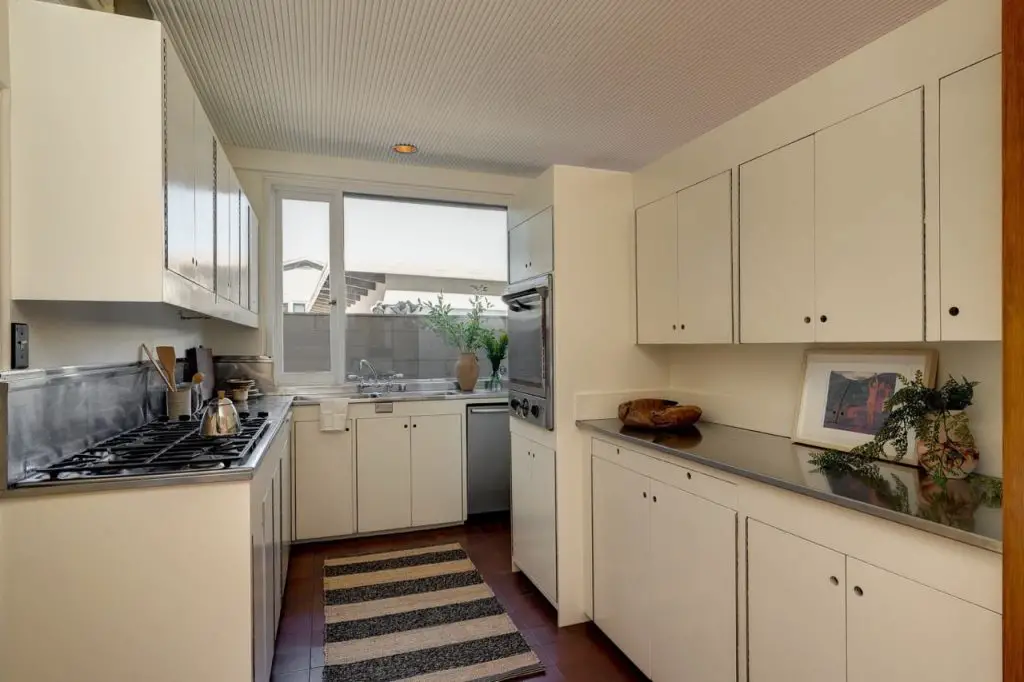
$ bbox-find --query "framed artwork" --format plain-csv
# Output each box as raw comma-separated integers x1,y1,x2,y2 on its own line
793,350,938,463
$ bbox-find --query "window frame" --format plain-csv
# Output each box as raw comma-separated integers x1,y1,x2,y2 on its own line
264,176,511,388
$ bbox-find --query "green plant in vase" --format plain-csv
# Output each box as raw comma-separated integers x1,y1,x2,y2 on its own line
420,291,493,391
810,372,980,483
482,331,508,389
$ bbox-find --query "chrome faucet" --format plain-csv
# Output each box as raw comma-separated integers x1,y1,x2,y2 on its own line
358,359,379,387
350,359,405,393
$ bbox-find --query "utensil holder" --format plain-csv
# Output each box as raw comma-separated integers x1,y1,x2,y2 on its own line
166,386,193,419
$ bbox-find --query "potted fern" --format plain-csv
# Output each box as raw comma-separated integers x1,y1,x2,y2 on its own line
811,372,980,482
421,292,493,391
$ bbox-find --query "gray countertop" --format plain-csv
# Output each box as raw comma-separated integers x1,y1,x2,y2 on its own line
278,388,508,406
577,418,1003,553
2,396,296,498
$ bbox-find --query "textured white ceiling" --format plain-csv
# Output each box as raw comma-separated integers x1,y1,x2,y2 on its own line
150,0,943,176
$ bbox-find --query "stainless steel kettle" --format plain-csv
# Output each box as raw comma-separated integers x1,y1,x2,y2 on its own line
201,390,240,436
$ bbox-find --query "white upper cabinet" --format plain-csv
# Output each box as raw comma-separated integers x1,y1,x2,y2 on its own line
814,89,924,342
677,172,733,343
508,207,554,283
939,55,1002,341
845,557,1001,682
8,1,256,325
249,205,261,313
164,40,197,286
636,195,678,343
193,105,217,292
739,137,816,343
636,173,733,344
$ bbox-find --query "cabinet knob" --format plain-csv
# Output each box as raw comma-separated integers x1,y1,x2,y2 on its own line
949,306,960,317
803,316,812,324
853,586,864,596
672,324,676,330
680,323,686,330
413,423,418,428
642,491,647,498
404,423,408,429
829,576,839,586
652,495,658,503
820,314,828,323
686,472,692,480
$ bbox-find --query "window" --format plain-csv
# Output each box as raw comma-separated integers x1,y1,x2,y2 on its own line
343,196,507,382
274,190,506,385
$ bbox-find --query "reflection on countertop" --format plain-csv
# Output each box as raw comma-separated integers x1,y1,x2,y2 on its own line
577,418,1002,553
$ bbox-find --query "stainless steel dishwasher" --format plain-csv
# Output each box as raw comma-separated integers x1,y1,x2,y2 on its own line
466,403,512,514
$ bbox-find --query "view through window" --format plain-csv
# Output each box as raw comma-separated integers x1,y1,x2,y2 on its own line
279,193,507,383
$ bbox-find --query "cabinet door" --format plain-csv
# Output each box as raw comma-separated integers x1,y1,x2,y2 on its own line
508,222,528,283
258,484,275,682
747,520,846,682
249,206,260,312
635,194,678,344
814,89,924,342
239,192,250,309
650,482,736,682
940,56,1001,341
411,414,463,527
529,442,557,604
294,421,354,540
215,141,233,300
676,172,733,343
592,456,651,676
163,39,196,283
739,138,816,343
280,425,292,581
524,207,554,277
271,460,282,628
510,433,532,571
846,558,1000,682
228,175,241,304
193,104,216,292
356,417,412,533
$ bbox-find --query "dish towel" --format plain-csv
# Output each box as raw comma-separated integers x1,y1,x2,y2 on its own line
319,398,350,432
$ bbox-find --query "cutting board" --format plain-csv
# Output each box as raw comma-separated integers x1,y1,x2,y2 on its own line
186,346,215,403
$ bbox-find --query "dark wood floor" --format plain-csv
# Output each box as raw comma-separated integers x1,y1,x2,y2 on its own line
271,512,646,682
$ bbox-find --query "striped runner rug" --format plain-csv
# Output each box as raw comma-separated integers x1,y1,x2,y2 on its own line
321,542,544,682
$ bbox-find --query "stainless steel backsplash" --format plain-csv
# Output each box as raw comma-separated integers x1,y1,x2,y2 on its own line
213,355,275,393
2,362,165,486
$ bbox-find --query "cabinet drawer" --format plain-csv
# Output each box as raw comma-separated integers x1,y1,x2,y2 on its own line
592,436,737,509
592,437,627,461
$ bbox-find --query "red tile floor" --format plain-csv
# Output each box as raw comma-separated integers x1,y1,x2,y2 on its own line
271,512,646,682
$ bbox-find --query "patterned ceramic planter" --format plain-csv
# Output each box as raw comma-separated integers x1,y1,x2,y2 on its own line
916,410,979,479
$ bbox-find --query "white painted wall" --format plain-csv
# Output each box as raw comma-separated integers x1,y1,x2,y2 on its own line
11,301,205,368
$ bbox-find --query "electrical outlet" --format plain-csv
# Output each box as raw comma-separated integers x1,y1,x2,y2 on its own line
11,323,28,369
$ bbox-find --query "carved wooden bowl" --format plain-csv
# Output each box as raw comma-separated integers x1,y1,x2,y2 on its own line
617,399,702,430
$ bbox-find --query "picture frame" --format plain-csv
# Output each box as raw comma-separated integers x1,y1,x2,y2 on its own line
792,350,938,464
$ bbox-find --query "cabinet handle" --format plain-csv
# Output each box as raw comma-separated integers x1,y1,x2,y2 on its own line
949,306,960,317
820,314,828,323
615,448,620,455
853,586,864,596
412,423,417,428
404,424,408,429
672,324,676,330
829,576,839,586
686,472,692,480
652,495,658,503
642,491,647,498
803,316,812,324
680,323,686,330
345,427,350,432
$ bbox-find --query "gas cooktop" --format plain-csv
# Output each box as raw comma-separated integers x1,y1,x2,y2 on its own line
15,412,271,486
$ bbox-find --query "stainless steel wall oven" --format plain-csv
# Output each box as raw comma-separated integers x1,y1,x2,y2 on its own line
502,274,553,429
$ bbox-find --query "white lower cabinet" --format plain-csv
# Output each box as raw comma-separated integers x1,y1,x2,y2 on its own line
748,520,1001,682
411,414,464,526
846,557,1001,682
357,414,464,534
294,420,355,541
511,433,557,604
592,455,737,681
747,520,847,682
357,417,413,533
593,457,652,675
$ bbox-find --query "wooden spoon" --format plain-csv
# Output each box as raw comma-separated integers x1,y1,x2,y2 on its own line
142,343,174,391
156,346,178,392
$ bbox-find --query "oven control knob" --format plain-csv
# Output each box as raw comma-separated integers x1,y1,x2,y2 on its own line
530,404,540,418
520,398,530,416
510,398,521,410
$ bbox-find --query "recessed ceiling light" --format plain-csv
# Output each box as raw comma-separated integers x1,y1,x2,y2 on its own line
392,143,418,154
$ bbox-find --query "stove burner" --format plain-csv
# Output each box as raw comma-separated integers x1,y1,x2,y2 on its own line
22,414,271,484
